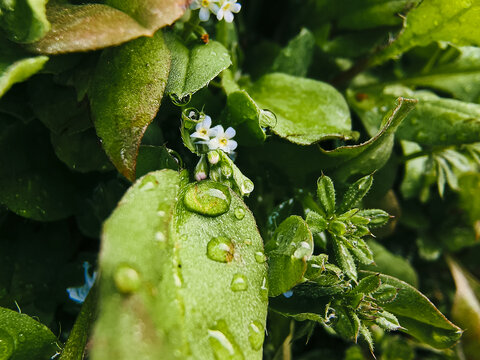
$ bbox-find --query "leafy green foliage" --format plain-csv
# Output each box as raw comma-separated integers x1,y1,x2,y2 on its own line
0,307,61,359
92,170,268,359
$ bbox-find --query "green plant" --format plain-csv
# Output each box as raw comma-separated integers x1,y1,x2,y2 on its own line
1,0,480,359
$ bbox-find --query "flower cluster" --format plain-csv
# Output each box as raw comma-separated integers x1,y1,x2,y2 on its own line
190,115,237,154
190,0,241,23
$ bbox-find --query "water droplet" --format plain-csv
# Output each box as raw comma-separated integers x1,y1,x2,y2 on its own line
234,207,245,220
259,109,277,129
208,320,244,359
254,252,266,264
155,231,166,242
17,333,25,343
293,241,311,259
184,181,231,216
169,93,191,106
114,265,141,294
244,239,252,245
240,180,254,195
230,274,248,292
248,321,265,350
207,237,235,263
157,210,165,217
260,277,268,300
139,175,157,191
0,329,14,359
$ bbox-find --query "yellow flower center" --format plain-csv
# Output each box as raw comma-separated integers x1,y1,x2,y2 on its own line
202,0,210,6
224,3,231,10
219,137,228,146
199,128,207,135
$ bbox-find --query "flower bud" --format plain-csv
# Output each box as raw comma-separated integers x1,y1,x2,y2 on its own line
207,150,220,164
194,155,209,181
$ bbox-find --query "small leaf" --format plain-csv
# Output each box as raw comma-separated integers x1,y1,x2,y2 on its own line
248,73,356,145
375,310,401,331
0,39,48,99
338,174,373,213
351,274,381,296
272,28,315,77
265,216,313,297
332,236,357,281
165,33,231,98
89,31,170,181
0,0,49,43
361,271,462,349
305,211,328,235
317,174,336,217
356,209,390,228
349,238,374,266
374,284,398,304
0,307,60,360
29,1,188,53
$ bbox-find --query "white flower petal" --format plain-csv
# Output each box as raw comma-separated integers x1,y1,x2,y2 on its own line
210,125,225,137
203,115,212,128
228,139,238,151
231,3,241,13
216,8,224,20
190,132,210,140
190,1,201,9
225,126,236,139
199,7,210,21
209,138,220,150
224,10,234,23
209,3,220,14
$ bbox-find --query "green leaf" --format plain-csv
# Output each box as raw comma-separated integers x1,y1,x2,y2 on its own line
350,274,380,295
0,121,78,221
362,271,462,349
248,73,356,145
332,237,357,281
59,285,97,360
272,28,315,77
374,0,480,64
218,151,255,197
305,211,328,236
458,172,480,234
0,307,60,360
92,170,268,359
0,0,50,43
28,1,188,54
51,129,114,173
447,257,480,360
265,216,313,297
316,174,336,217
361,240,418,287
338,174,373,213
0,39,48,99
89,31,170,181
165,33,231,98
320,97,417,181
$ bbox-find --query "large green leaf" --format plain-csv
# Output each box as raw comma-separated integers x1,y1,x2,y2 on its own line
28,1,188,54
362,272,462,349
0,307,60,360
0,121,78,221
447,257,480,360
0,39,48,99
0,0,50,43
348,87,480,146
165,33,231,99
89,31,170,181
374,0,480,64
92,171,268,359
265,216,313,297
321,97,417,181
248,73,356,145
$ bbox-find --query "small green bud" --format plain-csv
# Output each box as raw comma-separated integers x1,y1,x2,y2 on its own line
194,155,209,181
356,209,390,228
317,175,336,217
207,150,220,164
329,220,347,236
338,174,373,213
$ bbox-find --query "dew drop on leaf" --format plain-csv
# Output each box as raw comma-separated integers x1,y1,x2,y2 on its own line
208,320,244,359
254,251,266,264
234,207,245,220
184,181,231,216
114,265,141,294
207,237,235,263
248,320,265,351
230,274,248,292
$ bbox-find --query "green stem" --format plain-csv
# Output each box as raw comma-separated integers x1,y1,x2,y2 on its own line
59,284,98,360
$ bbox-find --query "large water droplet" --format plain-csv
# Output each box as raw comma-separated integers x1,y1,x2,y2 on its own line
208,320,244,359
248,321,265,350
155,231,166,242
207,237,234,263
0,329,14,359
114,265,141,294
254,252,266,264
230,274,248,292
234,207,245,220
259,109,277,128
293,241,311,259
260,277,268,301
240,180,254,195
138,175,158,191
184,181,231,216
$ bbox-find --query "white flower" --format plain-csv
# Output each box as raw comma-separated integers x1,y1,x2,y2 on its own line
208,125,237,153
190,0,220,22
216,0,241,23
190,115,215,141
67,262,97,304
